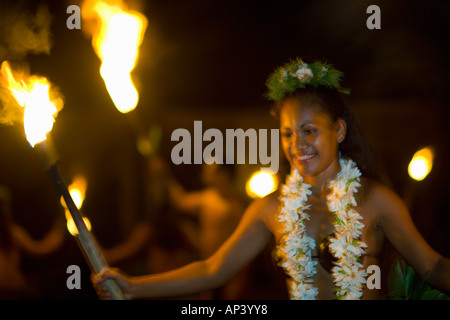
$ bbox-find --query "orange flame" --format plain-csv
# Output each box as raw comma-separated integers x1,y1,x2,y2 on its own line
0,61,63,146
61,175,88,209
61,175,92,236
83,0,147,113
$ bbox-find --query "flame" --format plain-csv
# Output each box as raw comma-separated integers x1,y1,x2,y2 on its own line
66,212,92,236
61,175,92,236
0,61,62,146
83,0,147,113
246,170,278,199
408,146,434,181
61,175,88,209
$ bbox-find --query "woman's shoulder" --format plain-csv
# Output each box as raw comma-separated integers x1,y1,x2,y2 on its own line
360,177,406,216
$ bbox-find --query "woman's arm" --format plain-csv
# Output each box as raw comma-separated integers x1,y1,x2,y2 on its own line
93,194,277,299
375,184,450,293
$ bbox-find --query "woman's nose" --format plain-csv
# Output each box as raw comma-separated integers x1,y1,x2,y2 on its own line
293,133,308,150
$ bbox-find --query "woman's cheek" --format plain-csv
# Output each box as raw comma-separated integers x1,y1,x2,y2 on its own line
281,140,292,163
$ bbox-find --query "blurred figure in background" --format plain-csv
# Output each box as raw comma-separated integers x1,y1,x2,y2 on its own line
168,163,246,260
167,162,251,299
103,160,251,299
101,155,201,299
0,185,64,299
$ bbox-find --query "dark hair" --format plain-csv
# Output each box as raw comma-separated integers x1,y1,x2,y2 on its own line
271,86,387,184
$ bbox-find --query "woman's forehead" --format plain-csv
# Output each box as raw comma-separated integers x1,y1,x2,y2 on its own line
279,99,331,127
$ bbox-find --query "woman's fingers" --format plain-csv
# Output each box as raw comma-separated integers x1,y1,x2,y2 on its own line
91,268,118,300
91,268,133,300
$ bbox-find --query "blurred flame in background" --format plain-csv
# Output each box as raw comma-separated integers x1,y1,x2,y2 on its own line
0,61,63,146
61,175,92,236
408,146,434,181
82,0,147,113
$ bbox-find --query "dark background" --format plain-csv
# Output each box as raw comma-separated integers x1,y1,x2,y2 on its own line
0,0,449,299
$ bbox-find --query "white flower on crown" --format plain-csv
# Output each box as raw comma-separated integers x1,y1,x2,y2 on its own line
317,65,329,78
294,64,314,82
279,68,289,87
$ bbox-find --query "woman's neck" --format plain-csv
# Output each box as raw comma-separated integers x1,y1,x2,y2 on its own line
303,158,341,196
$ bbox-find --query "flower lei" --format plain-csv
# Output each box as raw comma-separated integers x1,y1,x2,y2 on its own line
276,158,368,300
265,58,350,101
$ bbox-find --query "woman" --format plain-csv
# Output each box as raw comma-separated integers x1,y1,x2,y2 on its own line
93,58,450,300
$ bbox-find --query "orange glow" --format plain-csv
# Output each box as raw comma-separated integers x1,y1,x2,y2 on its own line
246,170,278,198
83,0,147,113
408,146,434,181
61,175,92,236
61,175,88,209
65,211,92,236
0,61,63,146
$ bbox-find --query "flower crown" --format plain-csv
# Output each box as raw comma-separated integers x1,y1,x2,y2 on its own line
265,58,350,101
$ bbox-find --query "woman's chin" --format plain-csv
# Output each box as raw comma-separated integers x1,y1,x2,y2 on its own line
293,164,318,178
293,158,318,176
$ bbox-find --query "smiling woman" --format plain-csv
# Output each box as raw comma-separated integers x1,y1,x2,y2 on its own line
92,58,450,300
275,86,383,185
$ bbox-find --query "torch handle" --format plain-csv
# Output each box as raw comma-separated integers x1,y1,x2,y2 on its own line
45,165,125,300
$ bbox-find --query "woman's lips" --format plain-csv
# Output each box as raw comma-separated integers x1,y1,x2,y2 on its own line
293,153,316,164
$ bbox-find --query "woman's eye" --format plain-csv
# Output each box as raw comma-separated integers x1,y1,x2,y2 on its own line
304,128,316,135
281,130,292,138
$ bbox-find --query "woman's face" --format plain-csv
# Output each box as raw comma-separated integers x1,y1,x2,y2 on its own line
279,98,346,179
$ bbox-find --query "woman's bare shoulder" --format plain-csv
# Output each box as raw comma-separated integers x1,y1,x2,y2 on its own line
360,177,407,217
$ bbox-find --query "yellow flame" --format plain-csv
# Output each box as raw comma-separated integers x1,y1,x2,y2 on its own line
65,210,92,236
61,175,88,209
408,146,434,181
61,175,91,236
246,170,278,198
83,0,147,113
0,61,62,146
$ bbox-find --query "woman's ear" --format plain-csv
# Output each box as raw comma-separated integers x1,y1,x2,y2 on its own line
336,118,347,144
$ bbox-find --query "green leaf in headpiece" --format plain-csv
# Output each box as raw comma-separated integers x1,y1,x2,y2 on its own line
265,58,350,101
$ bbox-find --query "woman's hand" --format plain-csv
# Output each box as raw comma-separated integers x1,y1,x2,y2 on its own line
91,268,135,300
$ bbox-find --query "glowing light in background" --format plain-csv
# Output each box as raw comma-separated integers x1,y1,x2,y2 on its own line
246,170,278,198
408,146,434,181
83,0,147,113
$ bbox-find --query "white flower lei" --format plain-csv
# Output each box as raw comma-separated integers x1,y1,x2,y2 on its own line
277,158,368,300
